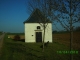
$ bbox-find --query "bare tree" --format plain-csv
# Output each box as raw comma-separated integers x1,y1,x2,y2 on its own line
27,0,54,52
48,0,80,60
27,0,80,57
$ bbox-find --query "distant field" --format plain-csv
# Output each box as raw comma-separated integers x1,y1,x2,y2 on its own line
7,33,25,39
53,31,80,50
8,35,25,39
0,34,80,60
7,33,24,35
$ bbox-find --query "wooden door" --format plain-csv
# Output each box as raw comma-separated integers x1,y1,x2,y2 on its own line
36,32,42,42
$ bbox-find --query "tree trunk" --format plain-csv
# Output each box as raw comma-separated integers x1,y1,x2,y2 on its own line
42,24,45,52
70,0,73,60
70,30,73,60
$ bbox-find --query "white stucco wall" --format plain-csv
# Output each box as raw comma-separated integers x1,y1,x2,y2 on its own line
24,23,52,43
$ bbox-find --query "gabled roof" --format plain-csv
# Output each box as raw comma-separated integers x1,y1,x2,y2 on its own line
23,8,52,23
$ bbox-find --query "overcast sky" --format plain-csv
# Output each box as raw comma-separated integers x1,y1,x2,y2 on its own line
0,0,80,33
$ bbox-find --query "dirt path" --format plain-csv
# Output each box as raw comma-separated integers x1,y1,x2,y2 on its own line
0,33,5,56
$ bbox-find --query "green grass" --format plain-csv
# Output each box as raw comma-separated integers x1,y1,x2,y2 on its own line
0,33,2,35
0,34,80,60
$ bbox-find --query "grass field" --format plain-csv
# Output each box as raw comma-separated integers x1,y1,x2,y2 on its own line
0,32,80,60
7,31,80,50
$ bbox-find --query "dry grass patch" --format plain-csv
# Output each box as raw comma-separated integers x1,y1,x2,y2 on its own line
8,35,25,39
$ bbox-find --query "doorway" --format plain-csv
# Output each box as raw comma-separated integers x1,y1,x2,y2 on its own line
36,32,42,42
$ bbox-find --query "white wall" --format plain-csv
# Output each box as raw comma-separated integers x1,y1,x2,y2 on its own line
24,23,52,43
44,23,52,42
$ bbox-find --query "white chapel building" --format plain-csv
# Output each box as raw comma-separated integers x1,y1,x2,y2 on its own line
23,9,52,43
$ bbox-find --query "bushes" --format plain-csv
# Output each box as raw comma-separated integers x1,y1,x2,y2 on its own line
13,35,25,42
14,35,20,41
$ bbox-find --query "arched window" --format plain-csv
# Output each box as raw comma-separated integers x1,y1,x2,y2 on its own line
37,26,40,29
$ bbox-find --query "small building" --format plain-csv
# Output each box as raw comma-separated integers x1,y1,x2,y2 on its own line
23,9,52,43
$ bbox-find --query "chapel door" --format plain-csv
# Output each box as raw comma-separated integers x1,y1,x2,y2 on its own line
36,32,42,42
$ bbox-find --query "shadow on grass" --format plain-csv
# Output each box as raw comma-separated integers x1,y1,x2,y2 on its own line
6,42,44,60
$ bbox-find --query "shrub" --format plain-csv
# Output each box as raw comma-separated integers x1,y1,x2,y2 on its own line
14,35,20,41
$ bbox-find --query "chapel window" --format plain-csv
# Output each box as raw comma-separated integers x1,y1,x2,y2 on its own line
37,26,40,29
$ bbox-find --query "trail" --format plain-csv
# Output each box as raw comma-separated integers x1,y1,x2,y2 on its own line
0,33,5,56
